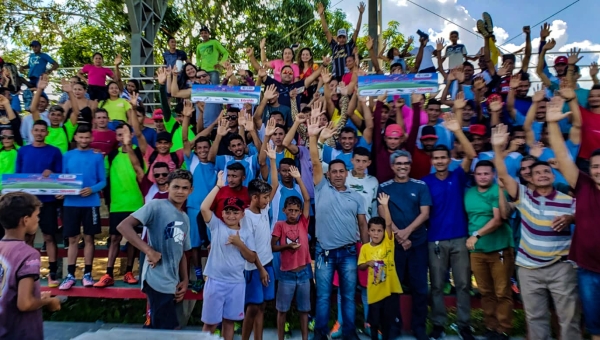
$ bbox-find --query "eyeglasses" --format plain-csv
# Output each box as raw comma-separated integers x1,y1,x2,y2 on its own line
225,115,238,121
153,172,169,178
393,161,411,166
0,135,14,140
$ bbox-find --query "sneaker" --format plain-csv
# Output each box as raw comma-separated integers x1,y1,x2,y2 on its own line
214,329,221,337
477,20,489,38
123,272,138,284
308,318,315,332
285,322,292,339
429,325,446,339
510,278,520,294
482,12,494,34
330,321,342,339
47,274,60,288
190,279,204,293
458,327,475,340
59,274,77,290
82,273,95,287
93,274,115,288
234,322,242,335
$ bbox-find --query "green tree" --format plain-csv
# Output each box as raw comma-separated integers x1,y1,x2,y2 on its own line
355,20,410,71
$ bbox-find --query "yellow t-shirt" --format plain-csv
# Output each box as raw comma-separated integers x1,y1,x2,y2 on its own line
358,232,402,304
331,108,363,137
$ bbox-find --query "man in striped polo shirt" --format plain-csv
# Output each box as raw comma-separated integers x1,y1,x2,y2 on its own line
492,124,580,340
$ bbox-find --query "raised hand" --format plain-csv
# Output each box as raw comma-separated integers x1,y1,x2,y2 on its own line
122,126,132,145
338,83,349,96
61,78,72,93
237,111,247,128
217,117,229,136
114,54,122,66
567,47,582,65
182,99,194,117
216,170,226,188
543,38,556,51
311,100,324,117
358,1,366,13
509,75,520,90
290,165,301,179
453,91,467,110
540,22,552,40
260,38,266,50
319,121,336,140
321,67,332,84
523,25,531,35
532,85,546,102
264,84,278,100
546,96,569,123
442,113,461,132
591,62,599,78
265,117,277,136
317,2,325,15
473,77,486,92
377,90,388,103
529,141,544,158
307,114,325,137
243,112,255,131
296,112,307,123
410,92,421,105
165,66,173,77
258,67,267,79
454,66,465,83
497,61,510,77
157,67,167,84
129,92,139,107
266,142,277,160
491,124,510,148
406,36,414,46
436,38,445,52
37,74,49,90
377,192,390,206
245,47,254,58
558,80,576,101
225,63,234,78
366,36,374,51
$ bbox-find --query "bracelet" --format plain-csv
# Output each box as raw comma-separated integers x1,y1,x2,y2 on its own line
565,97,574,103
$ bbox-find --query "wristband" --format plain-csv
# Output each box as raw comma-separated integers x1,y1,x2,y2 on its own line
565,97,575,103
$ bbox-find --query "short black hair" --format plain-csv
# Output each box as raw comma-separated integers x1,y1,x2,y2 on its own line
530,160,552,172
328,159,347,170
511,125,525,134
462,61,474,69
450,30,459,36
228,134,245,146
432,145,450,157
279,157,296,167
591,148,600,159
227,107,240,114
227,162,246,175
474,160,495,171
33,120,48,129
591,84,600,91
115,123,132,133
502,54,516,62
368,216,386,229
270,111,284,120
522,155,537,163
167,37,176,43
75,124,92,135
0,192,42,230
283,195,303,209
352,146,371,160
426,99,442,108
340,127,357,137
248,179,273,197
519,71,530,81
153,161,169,171
194,136,211,148
167,169,193,185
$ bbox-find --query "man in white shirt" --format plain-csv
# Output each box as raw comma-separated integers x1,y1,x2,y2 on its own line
21,92,50,145
410,36,437,73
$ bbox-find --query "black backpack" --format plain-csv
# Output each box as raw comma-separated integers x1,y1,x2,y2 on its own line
147,150,180,173
107,146,145,169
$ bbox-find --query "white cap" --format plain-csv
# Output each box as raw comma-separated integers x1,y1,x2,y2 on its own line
337,29,347,37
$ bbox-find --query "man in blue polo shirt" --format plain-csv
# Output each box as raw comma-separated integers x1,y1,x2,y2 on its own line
307,115,368,340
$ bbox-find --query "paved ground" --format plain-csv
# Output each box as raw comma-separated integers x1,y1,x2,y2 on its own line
44,322,524,339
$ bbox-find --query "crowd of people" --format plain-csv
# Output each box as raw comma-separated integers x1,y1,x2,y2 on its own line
0,7,599,340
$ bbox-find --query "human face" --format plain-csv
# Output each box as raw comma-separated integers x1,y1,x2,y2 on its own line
421,138,437,152
339,131,356,152
520,159,534,183
328,163,348,189
531,164,554,188
590,155,600,186
284,204,302,224
229,138,245,158
196,71,210,84
391,156,411,180
535,101,547,121
384,136,402,150
282,48,294,63
32,124,48,143
95,111,109,128
24,207,40,235
391,64,403,74
194,141,210,160
503,59,515,74
368,224,385,245
115,126,129,144
516,80,530,98
328,79,338,94
31,45,41,54
153,167,170,186
93,54,103,66
512,131,526,150
156,140,171,154
318,114,328,127
48,110,64,127
168,38,177,49
271,128,285,146
554,63,567,77
427,104,441,123
75,131,92,149
588,89,600,109
126,81,137,94
154,120,165,132
345,56,355,70
380,107,390,124
279,164,293,185
222,208,244,227
281,67,294,83
108,83,120,98
432,150,450,172
301,49,312,63
200,30,210,41
37,96,49,112
449,33,459,44
337,35,347,45
471,135,485,152
185,65,197,78
462,104,474,121
351,155,371,174
226,170,244,188
73,84,85,99
540,126,549,145
474,166,494,188
270,114,284,125
463,66,474,80
1,129,15,149
253,193,271,210
226,112,239,128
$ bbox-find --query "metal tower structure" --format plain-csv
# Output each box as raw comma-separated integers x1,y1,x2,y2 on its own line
368,0,382,71
125,0,167,105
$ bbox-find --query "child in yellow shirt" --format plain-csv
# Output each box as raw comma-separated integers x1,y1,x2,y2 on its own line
358,193,403,340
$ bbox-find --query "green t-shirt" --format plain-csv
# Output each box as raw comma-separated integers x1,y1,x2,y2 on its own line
464,184,514,253
107,146,144,213
164,119,195,153
0,148,18,191
47,121,76,154
195,39,229,72
100,98,131,122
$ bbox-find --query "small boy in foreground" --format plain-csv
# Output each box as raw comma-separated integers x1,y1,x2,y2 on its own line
0,192,61,339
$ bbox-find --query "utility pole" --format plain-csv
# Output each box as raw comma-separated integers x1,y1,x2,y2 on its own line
367,0,382,72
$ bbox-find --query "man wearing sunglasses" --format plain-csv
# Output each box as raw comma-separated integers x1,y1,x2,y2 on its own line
144,162,170,201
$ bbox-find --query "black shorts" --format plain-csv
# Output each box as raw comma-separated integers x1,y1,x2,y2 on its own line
142,281,179,329
88,85,108,101
62,206,101,238
39,201,60,235
109,212,143,235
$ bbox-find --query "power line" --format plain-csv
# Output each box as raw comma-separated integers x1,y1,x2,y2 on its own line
500,0,580,46
281,0,350,40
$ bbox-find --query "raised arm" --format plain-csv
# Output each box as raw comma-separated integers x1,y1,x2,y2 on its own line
207,117,229,162
492,124,519,199
259,38,272,69
113,54,124,92
590,62,599,86
303,59,328,88
351,2,366,43
317,3,333,43
289,166,310,218
536,39,555,87
60,78,79,127
266,142,279,199
122,127,145,183
259,118,276,180
524,88,545,146
201,171,225,222
546,94,579,188
170,71,191,98
321,68,335,118
520,26,532,73
506,76,520,121
128,93,148,155
246,47,263,73
181,100,194,158
366,37,383,74
308,103,326,185
377,193,393,238
30,74,50,121
446,94,476,172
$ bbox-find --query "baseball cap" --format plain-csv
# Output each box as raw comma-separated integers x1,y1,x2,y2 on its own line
156,131,172,142
337,29,347,37
420,125,438,140
223,197,245,211
200,26,210,33
554,56,568,65
152,109,163,120
384,124,403,138
469,124,487,136
30,40,41,47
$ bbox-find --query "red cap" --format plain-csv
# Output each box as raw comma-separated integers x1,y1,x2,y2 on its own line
469,124,487,136
152,109,164,120
486,93,503,105
554,56,568,65
384,124,404,138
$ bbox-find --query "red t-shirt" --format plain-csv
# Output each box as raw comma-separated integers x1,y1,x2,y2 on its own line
579,107,600,159
272,215,312,272
569,171,600,273
91,129,118,155
210,186,250,220
410,148,432,180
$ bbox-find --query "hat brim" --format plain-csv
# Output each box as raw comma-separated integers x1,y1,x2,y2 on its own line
420,134,438,140
223,205,243,211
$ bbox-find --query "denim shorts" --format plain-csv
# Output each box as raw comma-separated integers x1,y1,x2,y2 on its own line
578,267,600,335
276,266,312,312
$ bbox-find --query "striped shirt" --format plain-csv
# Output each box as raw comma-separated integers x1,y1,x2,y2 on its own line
514,184,575,269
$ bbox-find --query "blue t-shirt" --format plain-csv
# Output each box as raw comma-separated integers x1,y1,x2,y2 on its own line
322,139,371,171
416,124,454,150
63,149,106,207
215,153,260,187
512,110,571,140
377,179,432,247
430,158,462,174
422,168,469,242
185,154,217,209
132,127,157,149
476,151,522,179
270,183,304,230
15,144,62,202
537,141,580,186
28,53,55,78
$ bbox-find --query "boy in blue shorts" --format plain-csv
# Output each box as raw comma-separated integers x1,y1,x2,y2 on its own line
241,144,279,340
200,171,257,340
272,165,312,340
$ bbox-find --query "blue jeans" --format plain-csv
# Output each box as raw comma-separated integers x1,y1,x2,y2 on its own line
315,242,357,337
578,268,600,335
209,70,220,86
393,242,429,338
337,286,367,326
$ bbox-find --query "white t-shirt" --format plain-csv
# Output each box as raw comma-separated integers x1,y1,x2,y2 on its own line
21,111,50,145
345,172,379,221
204,213,256,283
410,45,436,72
243,205,273,271
445,44,467,69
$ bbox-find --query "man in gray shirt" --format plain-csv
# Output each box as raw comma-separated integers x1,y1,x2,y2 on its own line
117,169,193,330
307,112,368,340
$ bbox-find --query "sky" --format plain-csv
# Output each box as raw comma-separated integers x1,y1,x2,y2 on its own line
332,0,599,87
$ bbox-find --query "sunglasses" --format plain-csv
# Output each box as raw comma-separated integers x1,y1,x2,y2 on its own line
224,115,238,121
197,74,209,78
0,135,14,140
393,161,411,166
281,70,294,75
153,172,169,178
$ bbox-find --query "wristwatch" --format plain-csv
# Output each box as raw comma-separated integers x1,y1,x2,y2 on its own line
472,231,481,239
